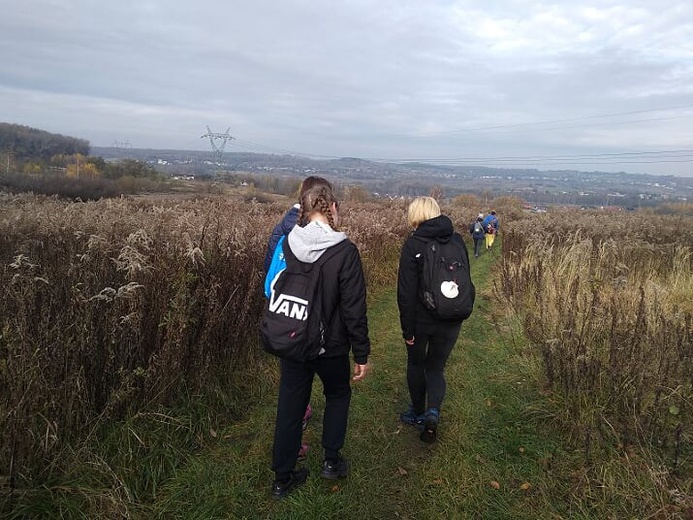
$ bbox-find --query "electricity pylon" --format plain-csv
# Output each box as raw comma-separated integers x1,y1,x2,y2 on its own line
201,126,235,164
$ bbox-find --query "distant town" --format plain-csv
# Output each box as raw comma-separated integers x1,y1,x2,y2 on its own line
93,146,692,209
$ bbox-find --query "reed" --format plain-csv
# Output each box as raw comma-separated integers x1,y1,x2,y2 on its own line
0,191,436,497
495,208,693,459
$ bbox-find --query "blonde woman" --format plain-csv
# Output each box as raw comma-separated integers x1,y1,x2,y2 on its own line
397,197,470,443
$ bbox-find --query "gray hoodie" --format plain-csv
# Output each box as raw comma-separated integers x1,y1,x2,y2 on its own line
287,220,347,264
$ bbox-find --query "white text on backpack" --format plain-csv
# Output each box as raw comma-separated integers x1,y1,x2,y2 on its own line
269,292,309,320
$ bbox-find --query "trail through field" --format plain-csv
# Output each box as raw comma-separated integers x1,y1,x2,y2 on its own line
148,246,568,519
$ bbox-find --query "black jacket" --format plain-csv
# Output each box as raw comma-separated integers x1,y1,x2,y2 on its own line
292,238,371,365
397,215,469,340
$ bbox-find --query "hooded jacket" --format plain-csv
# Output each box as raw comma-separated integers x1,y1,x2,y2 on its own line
482,213,499,232
469,217,486,239
263,205,299,273
397,214,469,341
286,220,370,364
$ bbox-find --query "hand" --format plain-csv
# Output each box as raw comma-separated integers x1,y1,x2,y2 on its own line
405,336,415,346
352,362,370,382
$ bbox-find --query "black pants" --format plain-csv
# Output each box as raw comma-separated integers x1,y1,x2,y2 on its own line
473,237,484,257
272,354,351,479
406,321,461,415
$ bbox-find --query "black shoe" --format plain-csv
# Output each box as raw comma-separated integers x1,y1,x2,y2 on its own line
272,468,309,499
321,456,349,479
419,408,439,444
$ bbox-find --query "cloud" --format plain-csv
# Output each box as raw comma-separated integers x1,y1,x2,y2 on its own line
1,0,692,176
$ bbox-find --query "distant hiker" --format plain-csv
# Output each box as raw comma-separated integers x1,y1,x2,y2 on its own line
482,210,499,250
263,176,332,464
469,213,486,258
268,183,371,499
397,196,474,444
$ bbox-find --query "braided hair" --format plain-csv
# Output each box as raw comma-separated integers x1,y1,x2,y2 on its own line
296,175,332,202
298,184,339,229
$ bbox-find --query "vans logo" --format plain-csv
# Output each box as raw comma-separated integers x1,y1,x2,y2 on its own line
268,292,309,320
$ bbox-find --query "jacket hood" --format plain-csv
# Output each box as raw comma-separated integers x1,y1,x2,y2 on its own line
413,214,454,242
287,220,347,263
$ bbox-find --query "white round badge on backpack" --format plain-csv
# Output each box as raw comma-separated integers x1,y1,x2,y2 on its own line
440,280,459,299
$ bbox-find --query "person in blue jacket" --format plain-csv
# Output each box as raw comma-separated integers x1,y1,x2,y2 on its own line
482,210,499,250
469,213,486,258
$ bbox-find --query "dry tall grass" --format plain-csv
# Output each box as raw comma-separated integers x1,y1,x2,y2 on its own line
0,194,279,480
0,192,435,491
496,208,693,458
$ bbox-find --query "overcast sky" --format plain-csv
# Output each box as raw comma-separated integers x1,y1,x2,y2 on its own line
2,0,693,176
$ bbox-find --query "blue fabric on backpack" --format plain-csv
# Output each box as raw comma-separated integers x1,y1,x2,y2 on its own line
264,235,287,298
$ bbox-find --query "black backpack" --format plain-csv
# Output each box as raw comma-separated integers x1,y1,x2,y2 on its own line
473,220,484,234
420,235,475,321
260,239,345,362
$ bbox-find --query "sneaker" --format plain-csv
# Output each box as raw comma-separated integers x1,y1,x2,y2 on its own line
419,408,440,444
297,442,309,462
272,468,309,499
302,403,313,431
400,405,425,430
321,456,349,480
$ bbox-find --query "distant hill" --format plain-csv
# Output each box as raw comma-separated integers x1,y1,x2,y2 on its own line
0,122,89,160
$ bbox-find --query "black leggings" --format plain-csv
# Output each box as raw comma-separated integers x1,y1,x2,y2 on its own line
406,322,461,415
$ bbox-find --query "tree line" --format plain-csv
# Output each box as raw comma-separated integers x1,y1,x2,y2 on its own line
1,122,158,180
0,122,89,161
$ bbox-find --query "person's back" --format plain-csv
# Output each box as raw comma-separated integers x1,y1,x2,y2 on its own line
482,210,499,250
397,197,471,444
482,210,498,230
470,214,486,257
269,184,370,500
286,218,369,357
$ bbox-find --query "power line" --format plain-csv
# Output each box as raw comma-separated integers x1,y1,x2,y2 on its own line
223,102,693,169
423,103,693,136
230,138,693,166
385,149,693,164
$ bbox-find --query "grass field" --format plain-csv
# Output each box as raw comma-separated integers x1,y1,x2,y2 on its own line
3,196,691,519
121,243,669,519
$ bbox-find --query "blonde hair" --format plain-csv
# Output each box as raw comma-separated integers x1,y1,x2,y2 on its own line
407,196,441,228
299,184,339,229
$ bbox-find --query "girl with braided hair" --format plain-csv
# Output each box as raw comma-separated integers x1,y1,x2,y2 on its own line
269,183,371,499
263,177,333,461
263,176,332,273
